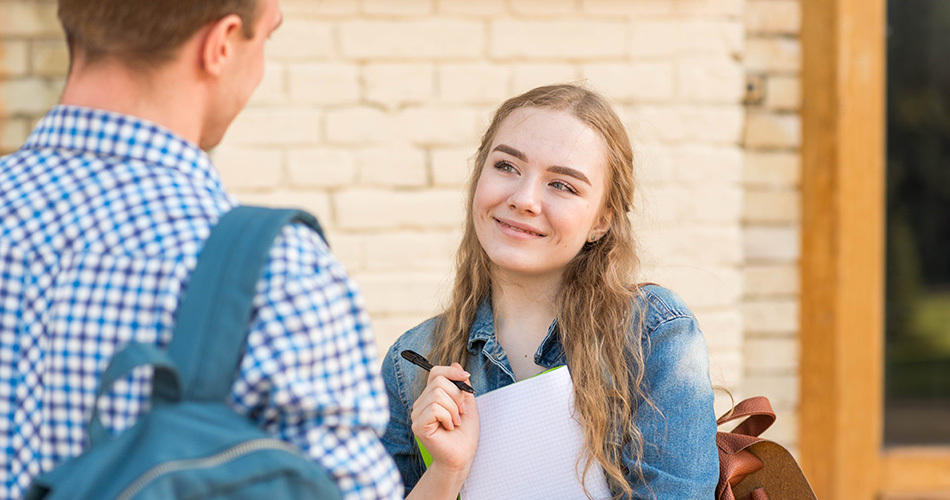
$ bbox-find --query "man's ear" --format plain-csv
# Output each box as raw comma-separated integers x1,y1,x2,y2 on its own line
201,14,244,76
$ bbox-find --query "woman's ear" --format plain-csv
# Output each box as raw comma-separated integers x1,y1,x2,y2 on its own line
200,14,244,77
590,211,613,242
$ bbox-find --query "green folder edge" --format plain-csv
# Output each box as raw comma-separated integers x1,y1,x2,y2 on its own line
414,366,565,498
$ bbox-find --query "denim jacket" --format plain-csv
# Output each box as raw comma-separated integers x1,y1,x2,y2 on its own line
380,284,719,499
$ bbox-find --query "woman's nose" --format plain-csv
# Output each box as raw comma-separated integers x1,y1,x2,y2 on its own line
507,180,541,214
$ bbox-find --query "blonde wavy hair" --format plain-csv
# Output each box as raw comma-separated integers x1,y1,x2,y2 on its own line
426,83,649,498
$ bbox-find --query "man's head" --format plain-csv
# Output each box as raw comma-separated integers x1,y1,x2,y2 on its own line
57,0,283,150
58,0,261,67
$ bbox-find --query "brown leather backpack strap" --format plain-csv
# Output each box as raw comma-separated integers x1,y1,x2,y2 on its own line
717,396,776,437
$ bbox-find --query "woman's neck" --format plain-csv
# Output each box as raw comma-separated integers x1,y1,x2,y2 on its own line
490,270,562,380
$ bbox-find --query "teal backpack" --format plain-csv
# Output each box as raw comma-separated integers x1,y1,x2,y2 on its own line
25,206,343,500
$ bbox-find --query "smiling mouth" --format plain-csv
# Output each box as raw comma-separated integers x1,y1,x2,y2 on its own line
495,218,545,237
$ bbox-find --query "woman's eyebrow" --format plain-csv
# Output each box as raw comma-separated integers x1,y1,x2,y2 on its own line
492,144,526,161
548,166,591,186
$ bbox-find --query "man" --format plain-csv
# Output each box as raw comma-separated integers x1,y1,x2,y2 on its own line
0,1,402,499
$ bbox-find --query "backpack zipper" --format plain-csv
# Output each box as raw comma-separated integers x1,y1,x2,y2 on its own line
115,438,302,500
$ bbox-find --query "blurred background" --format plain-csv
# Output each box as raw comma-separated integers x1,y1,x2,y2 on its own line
1,1,946,498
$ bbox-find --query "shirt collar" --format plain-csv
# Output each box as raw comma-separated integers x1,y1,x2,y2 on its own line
466,296,566,368
24,105,226,195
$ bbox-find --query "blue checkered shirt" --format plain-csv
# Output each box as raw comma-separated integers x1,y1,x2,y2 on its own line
0,105,403,500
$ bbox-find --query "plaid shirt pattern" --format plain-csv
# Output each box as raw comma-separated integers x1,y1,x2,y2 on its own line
0,106,402,500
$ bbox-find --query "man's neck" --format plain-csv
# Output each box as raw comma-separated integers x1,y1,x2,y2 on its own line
59,58,206,147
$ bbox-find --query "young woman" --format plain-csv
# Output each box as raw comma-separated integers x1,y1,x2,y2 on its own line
380,84,719,499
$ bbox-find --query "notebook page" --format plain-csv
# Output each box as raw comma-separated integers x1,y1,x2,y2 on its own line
460,366,611,500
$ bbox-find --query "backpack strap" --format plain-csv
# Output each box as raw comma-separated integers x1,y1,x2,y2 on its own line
167,206,326,401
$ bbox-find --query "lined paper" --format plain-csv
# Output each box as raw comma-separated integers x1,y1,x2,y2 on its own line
460,366,611,500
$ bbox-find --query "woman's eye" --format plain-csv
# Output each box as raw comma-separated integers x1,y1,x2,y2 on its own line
551,180,578,194
494,160,517,173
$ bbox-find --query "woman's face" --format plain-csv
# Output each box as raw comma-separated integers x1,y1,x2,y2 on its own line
472,107,611,281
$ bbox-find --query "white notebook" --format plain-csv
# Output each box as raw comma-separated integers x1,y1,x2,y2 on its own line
458,366,611,500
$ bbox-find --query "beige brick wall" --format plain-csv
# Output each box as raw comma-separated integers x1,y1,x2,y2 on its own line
0,0,66,153
0,0,805,451
742,0,802,452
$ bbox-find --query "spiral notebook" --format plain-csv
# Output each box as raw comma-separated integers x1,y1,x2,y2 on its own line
419,365,611,499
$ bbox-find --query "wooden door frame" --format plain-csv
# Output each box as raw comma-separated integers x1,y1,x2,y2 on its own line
800,0,950,498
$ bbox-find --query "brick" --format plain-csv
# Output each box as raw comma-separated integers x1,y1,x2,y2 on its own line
431,147,476,186
632,141,676,184
510,64,579,95
226,108,322,146
709,349,744,389
356,145,427,187
395,107,481,145
742,299,799,334
677,0,744,17
212,147,284,190
31,40,68,78
631,20,743,57
287,148,359,188
678,57,744,103
325,107,395,145
268,20,335,60
674,145,743,184
745,112,801,148
340,21,484,59
694,309,743,350
233,190,333,228
745,337,799,374
742,374,798,411
746,37,801,73
436,0,506,16
490,20,627,59
334,188,465,230
743,189,800,224
642,185,742,224
582,0,675,16
640,265,742,308
323,233,365,273
249,63,287,106
362,0,434,15
744,264,799,297
354,271,448,315
744,151,800,187
362,230,457,271
744,225,799,262
764,74,801,111
0,3,61,37
371,314,434,354
0,78,61,117
632,105,744,144
639,226,742,266
510,0,575,15
582,62,675,103
363,63,436,107
439,63,509,104
746,0,801,35
0,117,30,153
288,63,360,105
0,40,29,77
281,0,360,15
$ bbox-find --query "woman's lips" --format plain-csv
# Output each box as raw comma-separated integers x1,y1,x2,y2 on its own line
494,217,545,237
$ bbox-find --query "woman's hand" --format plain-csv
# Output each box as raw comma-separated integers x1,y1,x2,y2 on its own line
411,363,480,477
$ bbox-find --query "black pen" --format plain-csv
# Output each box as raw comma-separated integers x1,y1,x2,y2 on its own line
400,350,476,394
